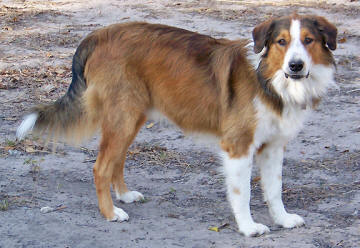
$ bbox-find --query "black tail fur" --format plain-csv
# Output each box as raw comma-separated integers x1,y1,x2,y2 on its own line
19,33,98,142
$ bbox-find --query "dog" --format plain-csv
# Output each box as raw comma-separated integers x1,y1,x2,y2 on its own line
17,14,337,237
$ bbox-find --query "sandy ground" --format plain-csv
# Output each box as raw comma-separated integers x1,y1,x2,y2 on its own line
0,0,359,247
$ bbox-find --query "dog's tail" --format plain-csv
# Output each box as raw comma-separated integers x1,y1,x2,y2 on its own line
17,34,98,143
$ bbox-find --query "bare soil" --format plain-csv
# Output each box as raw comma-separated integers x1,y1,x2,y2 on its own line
0,1,359,247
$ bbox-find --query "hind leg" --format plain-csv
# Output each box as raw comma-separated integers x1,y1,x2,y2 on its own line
111,114,146,204
93,113,145,221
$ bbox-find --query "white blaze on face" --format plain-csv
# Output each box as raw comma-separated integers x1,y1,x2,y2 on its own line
283,19,312,76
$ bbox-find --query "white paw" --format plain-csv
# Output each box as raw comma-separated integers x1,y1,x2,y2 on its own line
239,222,270,237
275,213,305,228
108,206,129,222
116,191,144,203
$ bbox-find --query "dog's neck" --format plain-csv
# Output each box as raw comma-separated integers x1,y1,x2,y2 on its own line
255,59,336,115
256,61,284,116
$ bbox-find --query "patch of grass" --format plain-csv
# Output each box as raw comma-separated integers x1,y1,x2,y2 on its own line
30,135,40,141
23,158,42,181
0,199,9,211
23,158,31,164
23,158,38,165
159,151,168,161
31,164,41,174
128,143,191,168
139,197,150,204
5,139,16,147
57,183,63,191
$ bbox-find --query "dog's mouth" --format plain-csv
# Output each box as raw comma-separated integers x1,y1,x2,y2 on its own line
284,72,310,80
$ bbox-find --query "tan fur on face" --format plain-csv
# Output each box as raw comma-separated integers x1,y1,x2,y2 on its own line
262,30,290,80
300,28,334,66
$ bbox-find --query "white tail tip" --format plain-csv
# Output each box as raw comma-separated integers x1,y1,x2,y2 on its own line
16,113,38,140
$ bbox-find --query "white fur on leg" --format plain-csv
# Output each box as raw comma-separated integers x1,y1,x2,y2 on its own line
108,206,129,222
116,191,144,203
222,150,270,237
276,213,305,228
257,144,305,228
16,113,38,140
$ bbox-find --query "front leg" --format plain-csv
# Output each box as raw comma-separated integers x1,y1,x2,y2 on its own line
222,149,270,237
256,143,305,228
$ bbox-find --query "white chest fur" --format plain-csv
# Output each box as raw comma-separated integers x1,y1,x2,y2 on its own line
253,97,309,147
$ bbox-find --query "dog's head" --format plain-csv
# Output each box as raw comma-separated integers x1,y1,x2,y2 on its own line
253,14,337,105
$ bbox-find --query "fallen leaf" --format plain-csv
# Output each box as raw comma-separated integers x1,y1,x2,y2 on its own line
40,206,54,213
41,84,56,93
146,122,155,129
208,223,229,232
3,26,13,31
338,37,347,43
4,117,17,121
128,148,140,155
4,146,15,151
55,68,66,75
25,146,36,153
252,176,260,182
218,223,229,229
54,205,67,211
208,226,219,232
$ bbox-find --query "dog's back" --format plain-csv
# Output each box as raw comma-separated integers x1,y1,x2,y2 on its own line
16,15,337,237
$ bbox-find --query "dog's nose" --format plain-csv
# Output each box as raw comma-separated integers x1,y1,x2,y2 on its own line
289,60,304,72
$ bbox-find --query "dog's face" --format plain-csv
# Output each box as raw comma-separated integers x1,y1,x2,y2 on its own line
253,14,337,105
253,14,337,80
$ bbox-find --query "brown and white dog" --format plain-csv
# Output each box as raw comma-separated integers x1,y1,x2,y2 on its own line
17,14,337,236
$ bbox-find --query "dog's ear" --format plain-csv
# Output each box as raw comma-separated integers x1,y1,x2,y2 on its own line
252,19,274,54
312,16,337,50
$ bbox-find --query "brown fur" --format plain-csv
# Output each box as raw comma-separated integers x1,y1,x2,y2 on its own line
78,23,260,219
233,187,241,195
30,33,99,144
24,15,336,221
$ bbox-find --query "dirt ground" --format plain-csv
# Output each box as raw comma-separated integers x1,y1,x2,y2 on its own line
0,0,359,247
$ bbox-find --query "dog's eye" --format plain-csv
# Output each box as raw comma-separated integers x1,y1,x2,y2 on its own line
277,39,286,46
304,37,313,45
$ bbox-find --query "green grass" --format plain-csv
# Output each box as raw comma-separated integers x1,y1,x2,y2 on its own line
139,197,150,204
23,158,38,165
5,139,16,147
0,199,9,211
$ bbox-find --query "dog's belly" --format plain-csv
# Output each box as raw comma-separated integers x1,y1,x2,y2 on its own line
145,99,221,136
146,109,220,147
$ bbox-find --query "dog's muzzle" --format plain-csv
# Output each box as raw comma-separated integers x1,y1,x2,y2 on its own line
285,72,310,80
285,59,309,80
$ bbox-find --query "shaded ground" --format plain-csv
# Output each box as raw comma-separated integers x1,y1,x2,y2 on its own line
0,1,359,247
